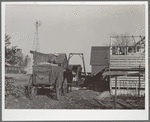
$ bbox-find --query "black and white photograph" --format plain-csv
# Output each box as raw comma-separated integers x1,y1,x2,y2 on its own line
2,1,149,121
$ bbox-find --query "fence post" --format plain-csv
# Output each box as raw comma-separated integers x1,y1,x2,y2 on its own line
138,65,141,97
109,75,112,95
115,76,117,109
109,49,112,95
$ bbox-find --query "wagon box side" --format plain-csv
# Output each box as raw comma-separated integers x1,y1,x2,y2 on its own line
32,65,64,86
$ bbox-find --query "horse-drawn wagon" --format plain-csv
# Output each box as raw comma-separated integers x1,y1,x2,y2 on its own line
27,51,69,100
28,64,68,100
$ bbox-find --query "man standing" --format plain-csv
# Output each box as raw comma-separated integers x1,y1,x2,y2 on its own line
50,52,59,64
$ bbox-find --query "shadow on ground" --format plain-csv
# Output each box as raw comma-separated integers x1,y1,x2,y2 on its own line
84,72,110,92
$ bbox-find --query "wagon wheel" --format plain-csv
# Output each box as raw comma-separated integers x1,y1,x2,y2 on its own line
55,78,62,100
28,74,33,87
27,75,33,98
28,85,37,100
62,78,68,96
56,85,61,100
28,75,37,100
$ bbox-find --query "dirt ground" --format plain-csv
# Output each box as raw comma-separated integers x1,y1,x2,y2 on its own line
5,88,101,109
5,74,101,109
5,74,145,109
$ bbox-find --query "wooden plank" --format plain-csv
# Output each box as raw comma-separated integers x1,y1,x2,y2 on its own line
115,76,117,109
112,81,145,85
111,76,145,78
110,57,145,59
110,57,145,61
111,77,145,79
110,63,145,65
111,75,145,77
111,82,145,85
111,75,144,78
110,61,145,63
110,66,145,69
127,102,144,109
94,98,107,108
110,58,145,60
110,65,145,67
111,87,145,90
110,64,145,66
110,60,145,62
111,58,145,60
111,85,145,88
111,86,145,89
111,80,145,82
110,62,145,67
110,61,144,63
110,56,145,58
138,65,141,97
111,79,145,81
111,83,145,86
110,55,145,58
110,55,145,57
110,63,145,68
116,100,133,109
110,62,145,64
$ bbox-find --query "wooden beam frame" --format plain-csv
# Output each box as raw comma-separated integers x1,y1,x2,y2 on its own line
67,53,86,78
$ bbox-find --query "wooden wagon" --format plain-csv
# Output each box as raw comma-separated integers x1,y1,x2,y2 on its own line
28,64,68,100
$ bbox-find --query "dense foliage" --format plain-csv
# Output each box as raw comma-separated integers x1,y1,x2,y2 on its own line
5,34,25,66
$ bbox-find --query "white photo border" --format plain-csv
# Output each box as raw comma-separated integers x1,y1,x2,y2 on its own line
2,1,149,121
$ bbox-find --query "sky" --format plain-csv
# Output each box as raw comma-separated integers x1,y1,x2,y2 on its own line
4,2,146,72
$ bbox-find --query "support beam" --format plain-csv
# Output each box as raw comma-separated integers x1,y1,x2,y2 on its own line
132,35,137,53
138,65,141,97
115,76,117,109
124,36,128,55
110,35,144,38
67,53,86,78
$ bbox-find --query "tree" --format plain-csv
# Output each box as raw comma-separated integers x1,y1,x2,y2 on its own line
111,34,135,55
5,34,11,47
5,34,24,66
5,34,11,63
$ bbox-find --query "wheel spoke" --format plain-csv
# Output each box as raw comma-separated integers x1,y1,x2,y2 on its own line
28,85,37,99
63,78,68,96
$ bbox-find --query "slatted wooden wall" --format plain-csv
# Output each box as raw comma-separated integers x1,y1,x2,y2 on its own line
110,76,145,89
110,75,145,95
110,54,145,69
110,54,145,95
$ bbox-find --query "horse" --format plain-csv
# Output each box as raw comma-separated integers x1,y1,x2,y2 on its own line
63,68,73,93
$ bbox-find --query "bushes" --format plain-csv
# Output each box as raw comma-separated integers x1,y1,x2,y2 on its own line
5,80,27,98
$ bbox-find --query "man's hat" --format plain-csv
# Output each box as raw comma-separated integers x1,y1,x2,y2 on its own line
54,52,59,57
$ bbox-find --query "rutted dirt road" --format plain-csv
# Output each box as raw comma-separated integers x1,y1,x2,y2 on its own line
5,88,101,109
5,74,102,109
5,74,145,109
